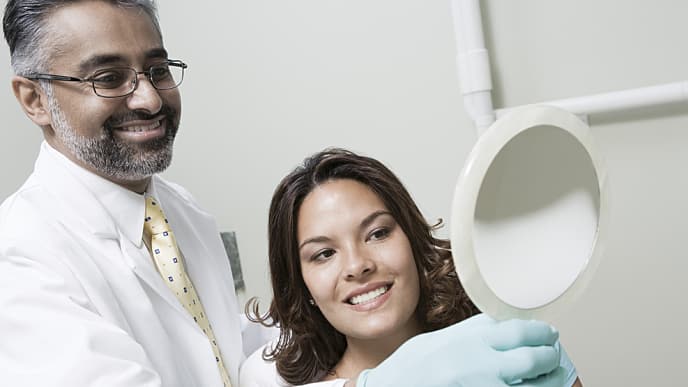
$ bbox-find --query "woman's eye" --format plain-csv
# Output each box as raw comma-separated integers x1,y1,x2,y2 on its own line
369,227,390,241
312,249,335,262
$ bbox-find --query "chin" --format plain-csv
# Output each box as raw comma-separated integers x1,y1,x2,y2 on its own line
345,320,402,341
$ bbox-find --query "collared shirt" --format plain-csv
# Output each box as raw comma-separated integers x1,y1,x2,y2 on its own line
43,141,156,261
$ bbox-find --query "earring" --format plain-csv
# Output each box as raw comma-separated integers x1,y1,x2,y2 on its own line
308,299,316,306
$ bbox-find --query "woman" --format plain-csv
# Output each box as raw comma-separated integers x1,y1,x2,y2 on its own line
242,148,581,386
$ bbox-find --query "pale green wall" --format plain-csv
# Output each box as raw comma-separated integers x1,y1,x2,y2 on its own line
1,1,686,385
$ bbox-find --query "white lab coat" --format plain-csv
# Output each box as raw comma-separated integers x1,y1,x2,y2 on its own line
0,143,258,387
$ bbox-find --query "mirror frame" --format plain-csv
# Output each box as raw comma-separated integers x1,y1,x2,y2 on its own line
450,104,609,321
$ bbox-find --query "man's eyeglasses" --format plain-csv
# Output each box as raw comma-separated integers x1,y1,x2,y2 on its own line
25,59,188,98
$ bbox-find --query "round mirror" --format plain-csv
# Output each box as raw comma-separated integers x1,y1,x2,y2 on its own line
450,105,607,321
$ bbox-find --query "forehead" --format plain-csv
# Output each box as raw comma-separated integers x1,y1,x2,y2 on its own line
45,1,164,71
298,179,387,229
307,178,383,206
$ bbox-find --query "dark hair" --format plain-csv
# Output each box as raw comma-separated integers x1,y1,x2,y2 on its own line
247,148,479,385
3,0,161,75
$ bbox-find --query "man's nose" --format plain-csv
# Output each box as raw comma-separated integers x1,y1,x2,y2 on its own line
125,75,163,114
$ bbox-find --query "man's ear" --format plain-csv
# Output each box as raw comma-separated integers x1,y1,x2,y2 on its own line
11,76,51,126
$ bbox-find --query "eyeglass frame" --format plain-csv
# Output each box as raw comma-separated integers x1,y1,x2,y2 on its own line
24,59,188,98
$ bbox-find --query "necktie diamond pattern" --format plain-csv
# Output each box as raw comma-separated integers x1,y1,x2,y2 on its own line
143,196,231,387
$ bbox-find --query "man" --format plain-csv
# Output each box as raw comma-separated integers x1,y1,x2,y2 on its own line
0,1,568,386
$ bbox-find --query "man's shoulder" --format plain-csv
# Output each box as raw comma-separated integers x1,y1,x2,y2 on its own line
152,175,210,217
153,175,195,202
0,174,71,255
0,174,47,232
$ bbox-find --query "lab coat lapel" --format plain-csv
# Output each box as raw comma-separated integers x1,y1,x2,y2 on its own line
32,148,203,331
121,239,201,331
169,206,244,383
174,225,229,322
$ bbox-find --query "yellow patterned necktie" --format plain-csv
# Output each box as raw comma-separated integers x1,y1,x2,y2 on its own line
143,196,232,387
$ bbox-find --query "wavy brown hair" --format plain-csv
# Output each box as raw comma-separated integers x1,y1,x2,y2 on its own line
247,148,479,385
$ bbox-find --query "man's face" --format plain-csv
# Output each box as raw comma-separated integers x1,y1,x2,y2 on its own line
43,1,182,188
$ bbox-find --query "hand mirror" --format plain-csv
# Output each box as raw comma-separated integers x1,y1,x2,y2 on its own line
450,104,607,321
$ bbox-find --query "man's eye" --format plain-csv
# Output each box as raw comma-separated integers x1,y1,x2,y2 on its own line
150,66,171,81
92,71,126,89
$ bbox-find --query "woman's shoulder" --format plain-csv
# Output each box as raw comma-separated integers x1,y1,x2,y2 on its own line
240,342,348,387
240,343,285,387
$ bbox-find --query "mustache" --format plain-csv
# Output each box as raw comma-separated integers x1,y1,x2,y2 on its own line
104,105,178,128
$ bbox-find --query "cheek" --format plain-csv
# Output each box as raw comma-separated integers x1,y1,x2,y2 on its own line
301,266,326,300
301,265,338,303
55,96,115,133
409,266,421,303
162,89,182,111
395,246,421,299
383,239,416,272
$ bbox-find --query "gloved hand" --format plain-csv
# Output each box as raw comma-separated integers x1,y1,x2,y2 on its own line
356,313,566,387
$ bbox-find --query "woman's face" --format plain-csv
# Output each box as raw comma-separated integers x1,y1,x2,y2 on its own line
297,179,421,343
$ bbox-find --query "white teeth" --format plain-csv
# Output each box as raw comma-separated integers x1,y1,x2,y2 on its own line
120,121,160,132
349,286,389,305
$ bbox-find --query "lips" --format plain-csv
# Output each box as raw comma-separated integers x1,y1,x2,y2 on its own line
115,120,162,132
346,283,392,305
108,116,168,143
112,115,164,132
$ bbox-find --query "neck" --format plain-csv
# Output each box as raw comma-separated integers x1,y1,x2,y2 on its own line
108,175,151,194
331,321,423,381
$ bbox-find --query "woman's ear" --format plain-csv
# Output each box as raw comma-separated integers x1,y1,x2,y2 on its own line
11,76,51,126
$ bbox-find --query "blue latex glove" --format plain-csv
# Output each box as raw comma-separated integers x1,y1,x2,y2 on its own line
356,313,566,387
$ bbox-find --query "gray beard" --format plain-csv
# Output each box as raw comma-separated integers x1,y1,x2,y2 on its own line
48,95,178,181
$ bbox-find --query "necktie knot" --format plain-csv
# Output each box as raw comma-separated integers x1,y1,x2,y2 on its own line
144,196,170,236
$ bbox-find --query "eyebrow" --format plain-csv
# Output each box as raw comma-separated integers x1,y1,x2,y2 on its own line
360,210,392,230
298,210,392,251
78,48,170,73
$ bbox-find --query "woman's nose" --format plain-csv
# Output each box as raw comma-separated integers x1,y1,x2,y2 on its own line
343,248,376,280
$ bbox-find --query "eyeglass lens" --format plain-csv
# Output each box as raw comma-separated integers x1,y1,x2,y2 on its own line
93,63,184,97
